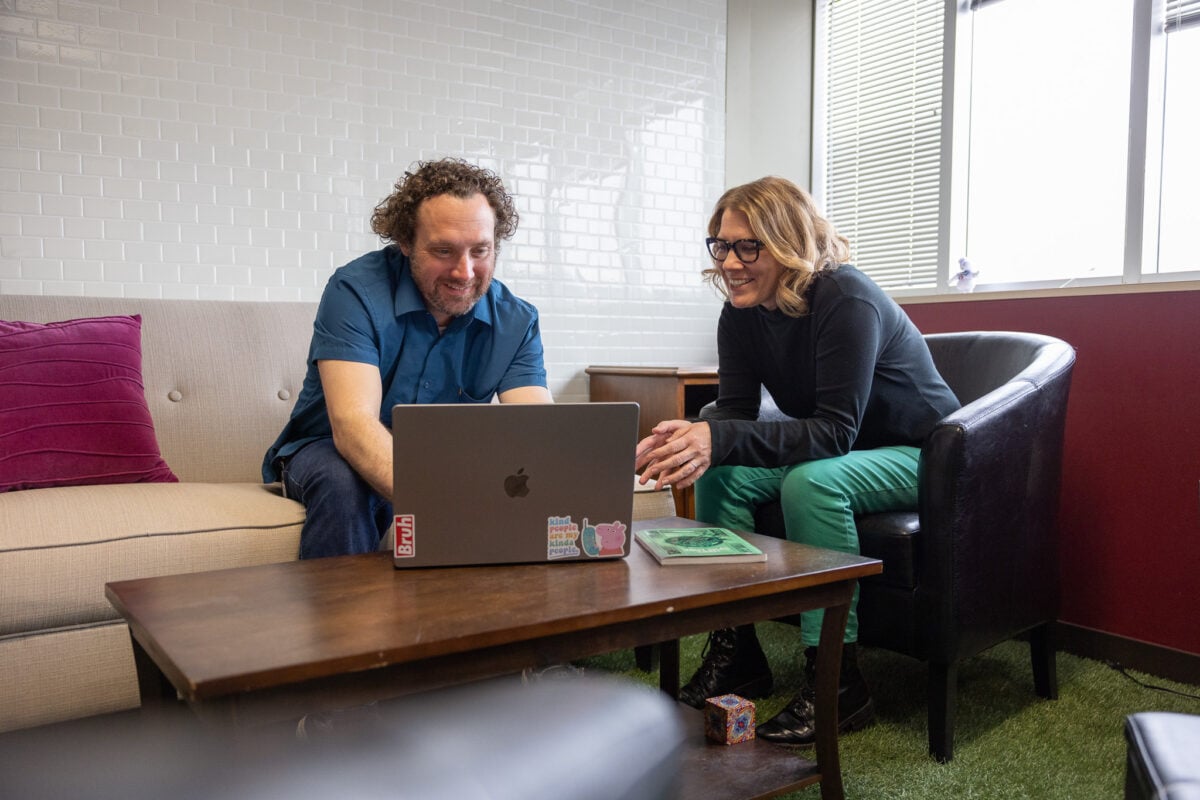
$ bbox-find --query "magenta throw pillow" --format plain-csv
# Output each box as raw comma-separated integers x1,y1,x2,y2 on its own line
0,314,178,493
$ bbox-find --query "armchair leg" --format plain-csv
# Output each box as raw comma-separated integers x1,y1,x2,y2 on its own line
928,660,958,763
1029,623,1058,700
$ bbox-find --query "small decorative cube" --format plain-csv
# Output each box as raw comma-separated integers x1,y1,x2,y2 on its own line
704,694,756,745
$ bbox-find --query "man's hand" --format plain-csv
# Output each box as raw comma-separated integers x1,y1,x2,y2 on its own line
634,419,712,491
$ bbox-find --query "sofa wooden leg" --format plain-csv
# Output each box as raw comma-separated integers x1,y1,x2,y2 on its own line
1029,623,1058,700
928,660,957,763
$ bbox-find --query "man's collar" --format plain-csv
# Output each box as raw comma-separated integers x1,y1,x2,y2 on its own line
391,248,427,317
469,290,494,326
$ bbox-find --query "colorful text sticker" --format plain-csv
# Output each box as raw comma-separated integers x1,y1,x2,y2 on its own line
395,514,415,559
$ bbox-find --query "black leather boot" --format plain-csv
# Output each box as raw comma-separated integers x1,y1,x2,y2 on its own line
677,625,774,709
756,643,874,746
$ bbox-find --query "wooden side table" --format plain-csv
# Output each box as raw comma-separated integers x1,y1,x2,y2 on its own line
586,366,718,519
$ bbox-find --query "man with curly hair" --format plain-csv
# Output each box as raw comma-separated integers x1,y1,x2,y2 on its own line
264,158,552,558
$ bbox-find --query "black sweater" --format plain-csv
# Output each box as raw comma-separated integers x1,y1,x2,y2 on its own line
705,266,960,468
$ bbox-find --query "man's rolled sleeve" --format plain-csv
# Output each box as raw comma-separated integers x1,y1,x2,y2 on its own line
497,316,549,393
309,273,384,366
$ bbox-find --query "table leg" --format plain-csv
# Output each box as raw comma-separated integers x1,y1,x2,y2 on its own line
131,634,177,710
634,643,658,671
814,598,850,800
657,639,680,699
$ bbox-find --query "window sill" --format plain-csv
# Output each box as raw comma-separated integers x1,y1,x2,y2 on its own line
895,278,1200,305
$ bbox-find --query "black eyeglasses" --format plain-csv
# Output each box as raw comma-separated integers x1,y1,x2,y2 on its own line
705,237,765,263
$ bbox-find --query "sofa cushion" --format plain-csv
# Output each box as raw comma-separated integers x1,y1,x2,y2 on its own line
0,482,304,636
0,315,177,493
855,511,920,589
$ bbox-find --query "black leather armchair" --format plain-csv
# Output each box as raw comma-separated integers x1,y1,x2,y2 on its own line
735,331,1076,762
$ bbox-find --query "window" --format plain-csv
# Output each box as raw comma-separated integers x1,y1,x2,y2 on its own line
964,0,1130,288
814,0,1200,294
814,0,945,292
1158,4,1200,273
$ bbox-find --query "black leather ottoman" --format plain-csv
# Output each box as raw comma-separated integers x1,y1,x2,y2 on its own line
0,676,687,800
1125,712,1200,800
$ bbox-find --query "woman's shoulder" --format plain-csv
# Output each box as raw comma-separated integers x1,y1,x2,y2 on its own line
818,263,870,287
812,264,889,303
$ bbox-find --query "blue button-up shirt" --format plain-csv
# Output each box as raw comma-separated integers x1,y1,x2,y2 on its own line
262,247,547,482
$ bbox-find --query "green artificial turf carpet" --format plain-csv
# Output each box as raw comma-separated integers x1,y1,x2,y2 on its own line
578,623,1200,799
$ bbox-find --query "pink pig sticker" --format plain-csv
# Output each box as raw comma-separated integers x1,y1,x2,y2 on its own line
594,520,627,556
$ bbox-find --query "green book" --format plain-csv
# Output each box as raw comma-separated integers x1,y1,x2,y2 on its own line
635,527,767,566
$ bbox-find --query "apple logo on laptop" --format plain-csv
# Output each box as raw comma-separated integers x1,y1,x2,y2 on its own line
504,467,531,498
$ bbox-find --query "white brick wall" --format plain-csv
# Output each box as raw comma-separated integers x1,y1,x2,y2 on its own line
0,0,727,401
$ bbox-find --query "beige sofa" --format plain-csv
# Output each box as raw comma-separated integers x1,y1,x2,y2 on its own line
0,294,674,734
0,295,315,733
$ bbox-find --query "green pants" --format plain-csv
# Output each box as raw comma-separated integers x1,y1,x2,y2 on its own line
695,445,920,647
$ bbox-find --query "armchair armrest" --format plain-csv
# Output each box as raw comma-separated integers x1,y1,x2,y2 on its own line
917,338,1075,660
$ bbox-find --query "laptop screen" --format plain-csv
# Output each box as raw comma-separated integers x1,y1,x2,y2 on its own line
390,402,638,568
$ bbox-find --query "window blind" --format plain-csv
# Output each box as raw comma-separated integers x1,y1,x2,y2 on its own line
820,0,945,290
1164,0,1200,32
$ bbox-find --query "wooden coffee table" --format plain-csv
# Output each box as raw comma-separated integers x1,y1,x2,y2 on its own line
107,516,880,800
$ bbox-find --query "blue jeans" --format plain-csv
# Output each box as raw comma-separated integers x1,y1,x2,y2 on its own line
282,438,394,559
695,445,921,646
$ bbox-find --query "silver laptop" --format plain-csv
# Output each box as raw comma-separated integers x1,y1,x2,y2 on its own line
390,402,639,568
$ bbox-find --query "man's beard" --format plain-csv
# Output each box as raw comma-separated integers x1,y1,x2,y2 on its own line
411,260,492,321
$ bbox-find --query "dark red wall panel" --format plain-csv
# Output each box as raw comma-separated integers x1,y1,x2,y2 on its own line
902,290,1200,655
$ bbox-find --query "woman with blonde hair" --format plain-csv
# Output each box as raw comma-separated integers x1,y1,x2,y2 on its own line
636,176,959,745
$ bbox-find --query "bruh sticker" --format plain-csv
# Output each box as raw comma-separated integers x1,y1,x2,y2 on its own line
546,517,626,559
394,514,415,558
